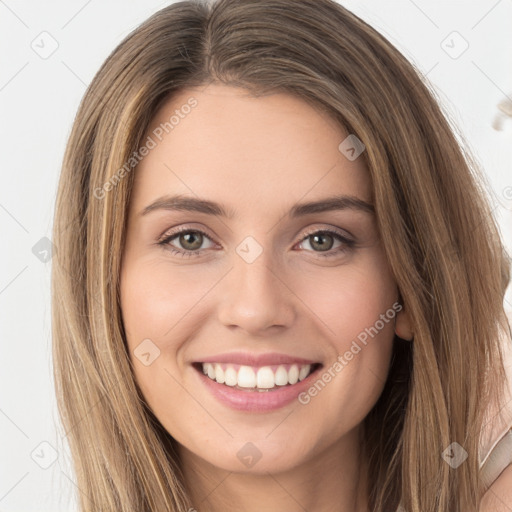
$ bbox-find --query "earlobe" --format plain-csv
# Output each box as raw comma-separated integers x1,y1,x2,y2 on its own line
395,305,414,341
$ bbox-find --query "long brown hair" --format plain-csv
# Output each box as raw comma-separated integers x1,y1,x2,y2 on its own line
51,0,511,510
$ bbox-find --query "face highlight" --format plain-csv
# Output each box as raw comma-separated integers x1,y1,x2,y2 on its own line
120,84,404,480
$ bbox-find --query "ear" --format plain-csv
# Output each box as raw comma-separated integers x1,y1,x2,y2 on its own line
395,304,414,341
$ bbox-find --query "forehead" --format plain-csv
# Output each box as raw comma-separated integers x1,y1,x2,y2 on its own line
131,84,371,215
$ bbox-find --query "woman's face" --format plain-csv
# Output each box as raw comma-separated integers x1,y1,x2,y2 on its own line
120,83,405,475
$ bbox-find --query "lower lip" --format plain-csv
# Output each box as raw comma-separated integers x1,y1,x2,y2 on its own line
193,364,322,413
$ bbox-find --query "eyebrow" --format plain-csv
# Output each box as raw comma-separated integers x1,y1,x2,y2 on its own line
140,194,375,218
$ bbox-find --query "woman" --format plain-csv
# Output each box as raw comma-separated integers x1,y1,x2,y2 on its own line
51,0,512,510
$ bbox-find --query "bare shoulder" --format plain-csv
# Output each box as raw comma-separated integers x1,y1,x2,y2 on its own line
480,464,512,511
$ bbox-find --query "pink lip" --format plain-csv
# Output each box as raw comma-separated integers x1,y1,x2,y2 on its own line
196,351,318,367
192,362,322,413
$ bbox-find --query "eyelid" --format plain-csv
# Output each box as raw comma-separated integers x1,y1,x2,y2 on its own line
296,224,354,243
157,224,218,244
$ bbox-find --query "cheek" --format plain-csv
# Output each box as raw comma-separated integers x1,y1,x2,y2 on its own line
293,251,398,399
295,255,397,343
292,265,397,435
119,258,194,417
120,258,222,405
120,258,212,344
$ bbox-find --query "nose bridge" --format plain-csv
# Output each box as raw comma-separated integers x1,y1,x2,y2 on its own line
234,241,277,296
217,236,295,333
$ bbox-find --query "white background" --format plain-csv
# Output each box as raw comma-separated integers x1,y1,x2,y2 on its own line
1,1,511,510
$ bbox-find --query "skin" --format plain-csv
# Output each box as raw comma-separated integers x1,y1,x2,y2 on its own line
120,83,414,512
480,464,512,511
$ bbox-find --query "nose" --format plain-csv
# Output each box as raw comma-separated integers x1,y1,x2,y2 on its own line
217,244,296,335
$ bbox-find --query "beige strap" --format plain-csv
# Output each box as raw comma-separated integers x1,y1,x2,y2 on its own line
479,428,512,491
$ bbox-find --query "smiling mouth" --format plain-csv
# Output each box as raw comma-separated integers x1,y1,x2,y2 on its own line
192,362,323,392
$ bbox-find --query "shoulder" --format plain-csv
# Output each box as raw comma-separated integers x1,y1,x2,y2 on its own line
478,335,512,510
480,463,512,511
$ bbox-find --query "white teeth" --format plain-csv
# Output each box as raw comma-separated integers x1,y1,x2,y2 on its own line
274,366,288,386
200,363,313,389
224,366,237,386
256,366,275,389
237,366,256,388
298,365,310,381
288,365,299,385
215,364,225,384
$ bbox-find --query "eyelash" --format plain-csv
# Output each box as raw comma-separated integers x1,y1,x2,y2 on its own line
157,225,356,259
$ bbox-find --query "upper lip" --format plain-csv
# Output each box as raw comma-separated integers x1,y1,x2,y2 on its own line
195,352,320,367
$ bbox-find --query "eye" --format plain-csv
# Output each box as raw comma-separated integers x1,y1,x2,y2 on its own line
157,227,216,258
296,228,355,258
157,226,355,259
